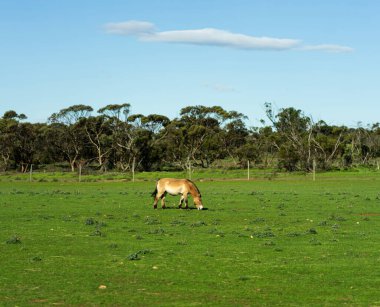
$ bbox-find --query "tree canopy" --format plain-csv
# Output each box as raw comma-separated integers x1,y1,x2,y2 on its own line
1,103,379,173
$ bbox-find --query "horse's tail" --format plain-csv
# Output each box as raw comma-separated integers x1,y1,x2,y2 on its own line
151,179,159,198
151,187,157,198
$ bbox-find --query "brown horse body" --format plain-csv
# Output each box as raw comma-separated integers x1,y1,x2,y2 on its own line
152,178,204,210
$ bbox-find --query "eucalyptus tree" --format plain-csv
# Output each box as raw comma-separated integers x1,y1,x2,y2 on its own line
97,102,170,172
0,111,37,172
343,123,380,167
357,124,380,165
48,105,93,171
2,110,27,121
139,114,170,170
179,105,223,171
49,104,93,125
264,103,352,171
0,112,20,170
82,115,113,171
117,113,170,173
98,103,131,122
264,103,313,171
238,125,278,168
12,122,44,172
97,103,131,171
369,123,380,169
311,121,346,169
122,114,147,173
163,105,239,175
160,119,186,170
219,110,249,166
98,104,140,172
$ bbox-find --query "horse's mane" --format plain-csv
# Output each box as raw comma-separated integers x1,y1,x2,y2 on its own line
186,179,201,196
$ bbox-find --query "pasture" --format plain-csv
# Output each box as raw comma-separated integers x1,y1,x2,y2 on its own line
1,171,380,306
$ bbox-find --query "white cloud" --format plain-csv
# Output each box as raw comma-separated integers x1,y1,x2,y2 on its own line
302,44,354,53
141,28,300,51
104,20,155,35
105,20,353,53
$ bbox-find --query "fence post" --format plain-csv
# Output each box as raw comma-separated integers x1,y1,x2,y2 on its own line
29,164,33,182
247,160,250,181
132,157,135,182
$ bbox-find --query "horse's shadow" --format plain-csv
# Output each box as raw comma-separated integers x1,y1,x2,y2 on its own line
158,206,209,211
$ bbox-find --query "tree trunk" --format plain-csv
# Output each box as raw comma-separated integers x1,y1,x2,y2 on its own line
20,163,29,173
70,160,76,172
1,154,10,171
132,156,136,182
78,164,82,182
186,157,192,180
98,148,103,168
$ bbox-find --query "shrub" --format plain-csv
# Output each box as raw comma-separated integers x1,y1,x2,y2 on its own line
252,231,275,238
85,218,95,225
191,221,207,227
307,228,318,234
127,249,153,261
6,236,21,244
145,217,161,225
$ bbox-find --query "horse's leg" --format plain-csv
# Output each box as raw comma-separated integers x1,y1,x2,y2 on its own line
153,191,164,209
183,193,189,209
153,194,160,209
178,195,184,208
161,193,166,209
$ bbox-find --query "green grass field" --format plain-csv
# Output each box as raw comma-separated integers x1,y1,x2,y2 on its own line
1,171,380,306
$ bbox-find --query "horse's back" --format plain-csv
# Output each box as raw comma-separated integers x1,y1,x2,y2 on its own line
158,178,188,185
157,178,191,195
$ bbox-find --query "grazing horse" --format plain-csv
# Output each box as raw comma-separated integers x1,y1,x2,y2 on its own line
152,178,204,210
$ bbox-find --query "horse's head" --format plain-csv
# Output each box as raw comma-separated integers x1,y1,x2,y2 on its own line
194,195,204,210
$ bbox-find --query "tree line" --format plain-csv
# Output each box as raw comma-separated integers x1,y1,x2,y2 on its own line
1,103,379,173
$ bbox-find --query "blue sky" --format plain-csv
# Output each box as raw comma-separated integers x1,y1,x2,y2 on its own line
1,0,379,127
